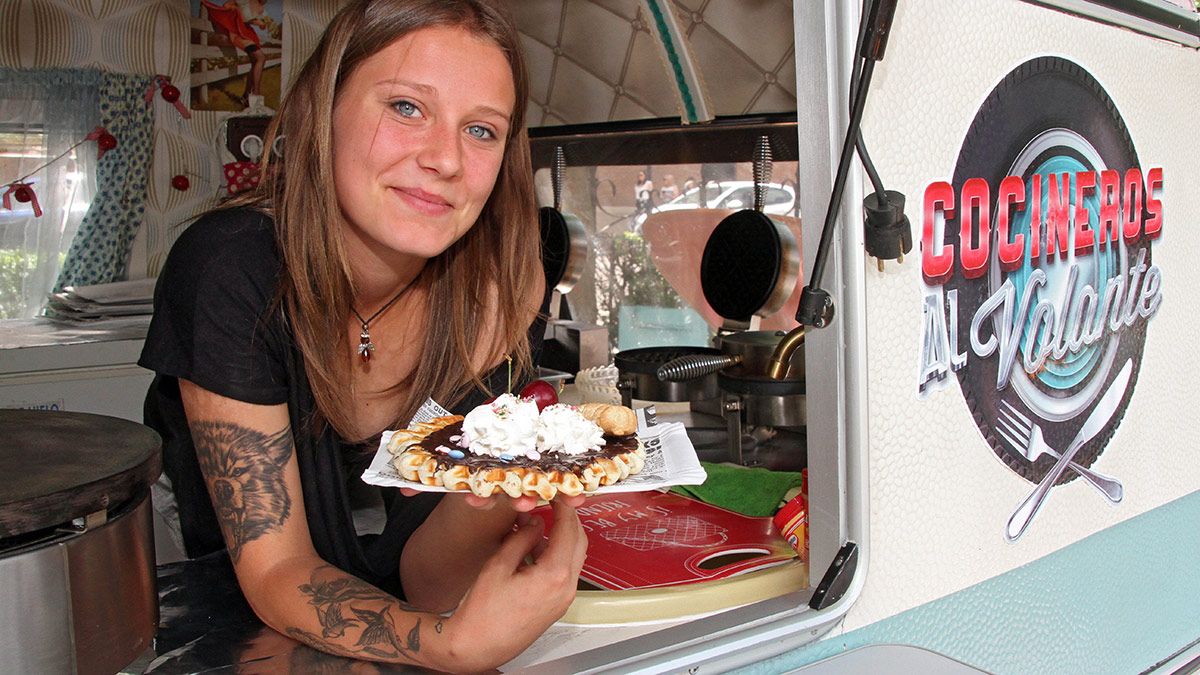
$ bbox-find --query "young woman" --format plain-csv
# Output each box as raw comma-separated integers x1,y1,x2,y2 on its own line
141,1,586,670
634,169,654,215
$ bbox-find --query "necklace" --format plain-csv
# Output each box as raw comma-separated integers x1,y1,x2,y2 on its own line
351,280,414,363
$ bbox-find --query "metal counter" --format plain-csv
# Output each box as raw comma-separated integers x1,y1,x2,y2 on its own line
142,553,426,674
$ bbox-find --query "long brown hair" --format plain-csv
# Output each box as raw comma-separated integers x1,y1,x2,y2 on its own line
232,0,539,440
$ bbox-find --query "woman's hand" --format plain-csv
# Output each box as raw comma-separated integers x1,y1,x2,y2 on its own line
399,487,586,511
399,488,585,613
437,499,587,671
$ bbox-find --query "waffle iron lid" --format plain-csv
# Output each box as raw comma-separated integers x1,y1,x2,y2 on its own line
699,210,784,322
539,206,571,291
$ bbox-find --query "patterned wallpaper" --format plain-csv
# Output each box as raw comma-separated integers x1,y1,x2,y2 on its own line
0,0,795,280
0,0,344,279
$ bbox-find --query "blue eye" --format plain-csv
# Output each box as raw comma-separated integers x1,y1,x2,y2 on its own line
392,100,420,117
467,124,496,140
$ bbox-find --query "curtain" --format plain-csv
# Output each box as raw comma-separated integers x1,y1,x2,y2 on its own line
55,72,154,292
0,69,99,319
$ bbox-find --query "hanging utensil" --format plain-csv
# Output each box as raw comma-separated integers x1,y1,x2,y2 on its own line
658,136,804,383
698,136,801,324
540,146,590,295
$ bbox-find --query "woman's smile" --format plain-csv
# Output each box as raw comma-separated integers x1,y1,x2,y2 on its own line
392,186,454,216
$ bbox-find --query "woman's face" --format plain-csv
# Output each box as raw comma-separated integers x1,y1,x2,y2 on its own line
332,25,515,268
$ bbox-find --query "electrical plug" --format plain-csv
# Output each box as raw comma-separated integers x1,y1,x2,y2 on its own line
863,189,912,272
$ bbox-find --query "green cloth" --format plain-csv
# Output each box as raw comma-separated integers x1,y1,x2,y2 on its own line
671,462,804,517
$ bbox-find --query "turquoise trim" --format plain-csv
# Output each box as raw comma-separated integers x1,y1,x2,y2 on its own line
645,0,698,123
741,489,1200,674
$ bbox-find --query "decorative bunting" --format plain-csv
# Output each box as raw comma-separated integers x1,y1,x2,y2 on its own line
0,125,124,218
145,74,191,119
84,126,118,159
2,182,41,218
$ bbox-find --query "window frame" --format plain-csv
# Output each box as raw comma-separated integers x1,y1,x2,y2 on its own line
1022,0,1200,46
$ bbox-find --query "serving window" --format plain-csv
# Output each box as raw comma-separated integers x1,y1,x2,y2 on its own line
528,114,828,598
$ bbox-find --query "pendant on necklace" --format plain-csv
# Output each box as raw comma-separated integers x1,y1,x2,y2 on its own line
358,326,375,363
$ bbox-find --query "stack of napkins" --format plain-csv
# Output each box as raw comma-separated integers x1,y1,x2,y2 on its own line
46,278,157,322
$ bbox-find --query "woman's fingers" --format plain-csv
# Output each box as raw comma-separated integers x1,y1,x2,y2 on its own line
556,493,587,508
460,493,539,511
538,499,587,571
482,503,585,580
562,499,588,568
442,489,585,512
494,493,583,511
447,503,585,664
530,533,550,562
515,511,551,560
486,518,546,572
509,495,539,512
462,493,497,510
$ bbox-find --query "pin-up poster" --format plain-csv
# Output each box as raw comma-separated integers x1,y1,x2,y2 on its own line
190,0,284,112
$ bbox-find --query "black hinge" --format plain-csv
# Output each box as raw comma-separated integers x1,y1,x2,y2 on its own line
808,542,859,610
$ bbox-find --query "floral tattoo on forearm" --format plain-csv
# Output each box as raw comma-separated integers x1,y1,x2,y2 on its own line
293,566,423,660
190,421,293,562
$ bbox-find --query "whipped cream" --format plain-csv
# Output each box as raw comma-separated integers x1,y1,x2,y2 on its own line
461,393,540,459
536,404,606,456
459,395,607,461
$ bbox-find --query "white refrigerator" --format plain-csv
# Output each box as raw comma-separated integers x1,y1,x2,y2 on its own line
0,318,152,421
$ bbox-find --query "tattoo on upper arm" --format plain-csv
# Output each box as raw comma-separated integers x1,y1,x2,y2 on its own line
294,566,423,660
190,421,293,562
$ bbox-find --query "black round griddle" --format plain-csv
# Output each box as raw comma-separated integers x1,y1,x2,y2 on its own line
614,345,722,374
700,209,787,322
540,205,572,291
0,410,161,540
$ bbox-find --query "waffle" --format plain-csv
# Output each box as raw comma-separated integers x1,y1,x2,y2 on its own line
387,403,645,499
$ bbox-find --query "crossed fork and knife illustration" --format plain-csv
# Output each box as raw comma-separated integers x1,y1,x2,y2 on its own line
997,358,1132,541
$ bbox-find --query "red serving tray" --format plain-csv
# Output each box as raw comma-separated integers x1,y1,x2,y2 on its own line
531,491,796,590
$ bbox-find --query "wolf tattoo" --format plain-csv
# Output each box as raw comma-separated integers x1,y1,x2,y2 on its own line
190,421,293,562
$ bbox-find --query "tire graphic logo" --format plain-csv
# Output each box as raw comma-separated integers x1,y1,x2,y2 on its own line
916,57,1164,488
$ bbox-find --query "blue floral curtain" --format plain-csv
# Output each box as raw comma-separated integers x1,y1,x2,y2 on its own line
55,72,154,291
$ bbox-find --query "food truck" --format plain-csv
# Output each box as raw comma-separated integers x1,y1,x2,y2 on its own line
0,0,1197,672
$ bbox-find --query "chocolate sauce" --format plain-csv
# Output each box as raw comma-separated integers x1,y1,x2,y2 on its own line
419,421,638,472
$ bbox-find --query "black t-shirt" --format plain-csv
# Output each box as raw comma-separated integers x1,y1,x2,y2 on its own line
140,207,543,596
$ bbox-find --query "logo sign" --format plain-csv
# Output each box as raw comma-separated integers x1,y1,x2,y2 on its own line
916,57,1162,516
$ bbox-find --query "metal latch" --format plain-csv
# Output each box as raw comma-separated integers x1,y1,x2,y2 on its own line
62,508,108,534
809,542,858,610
